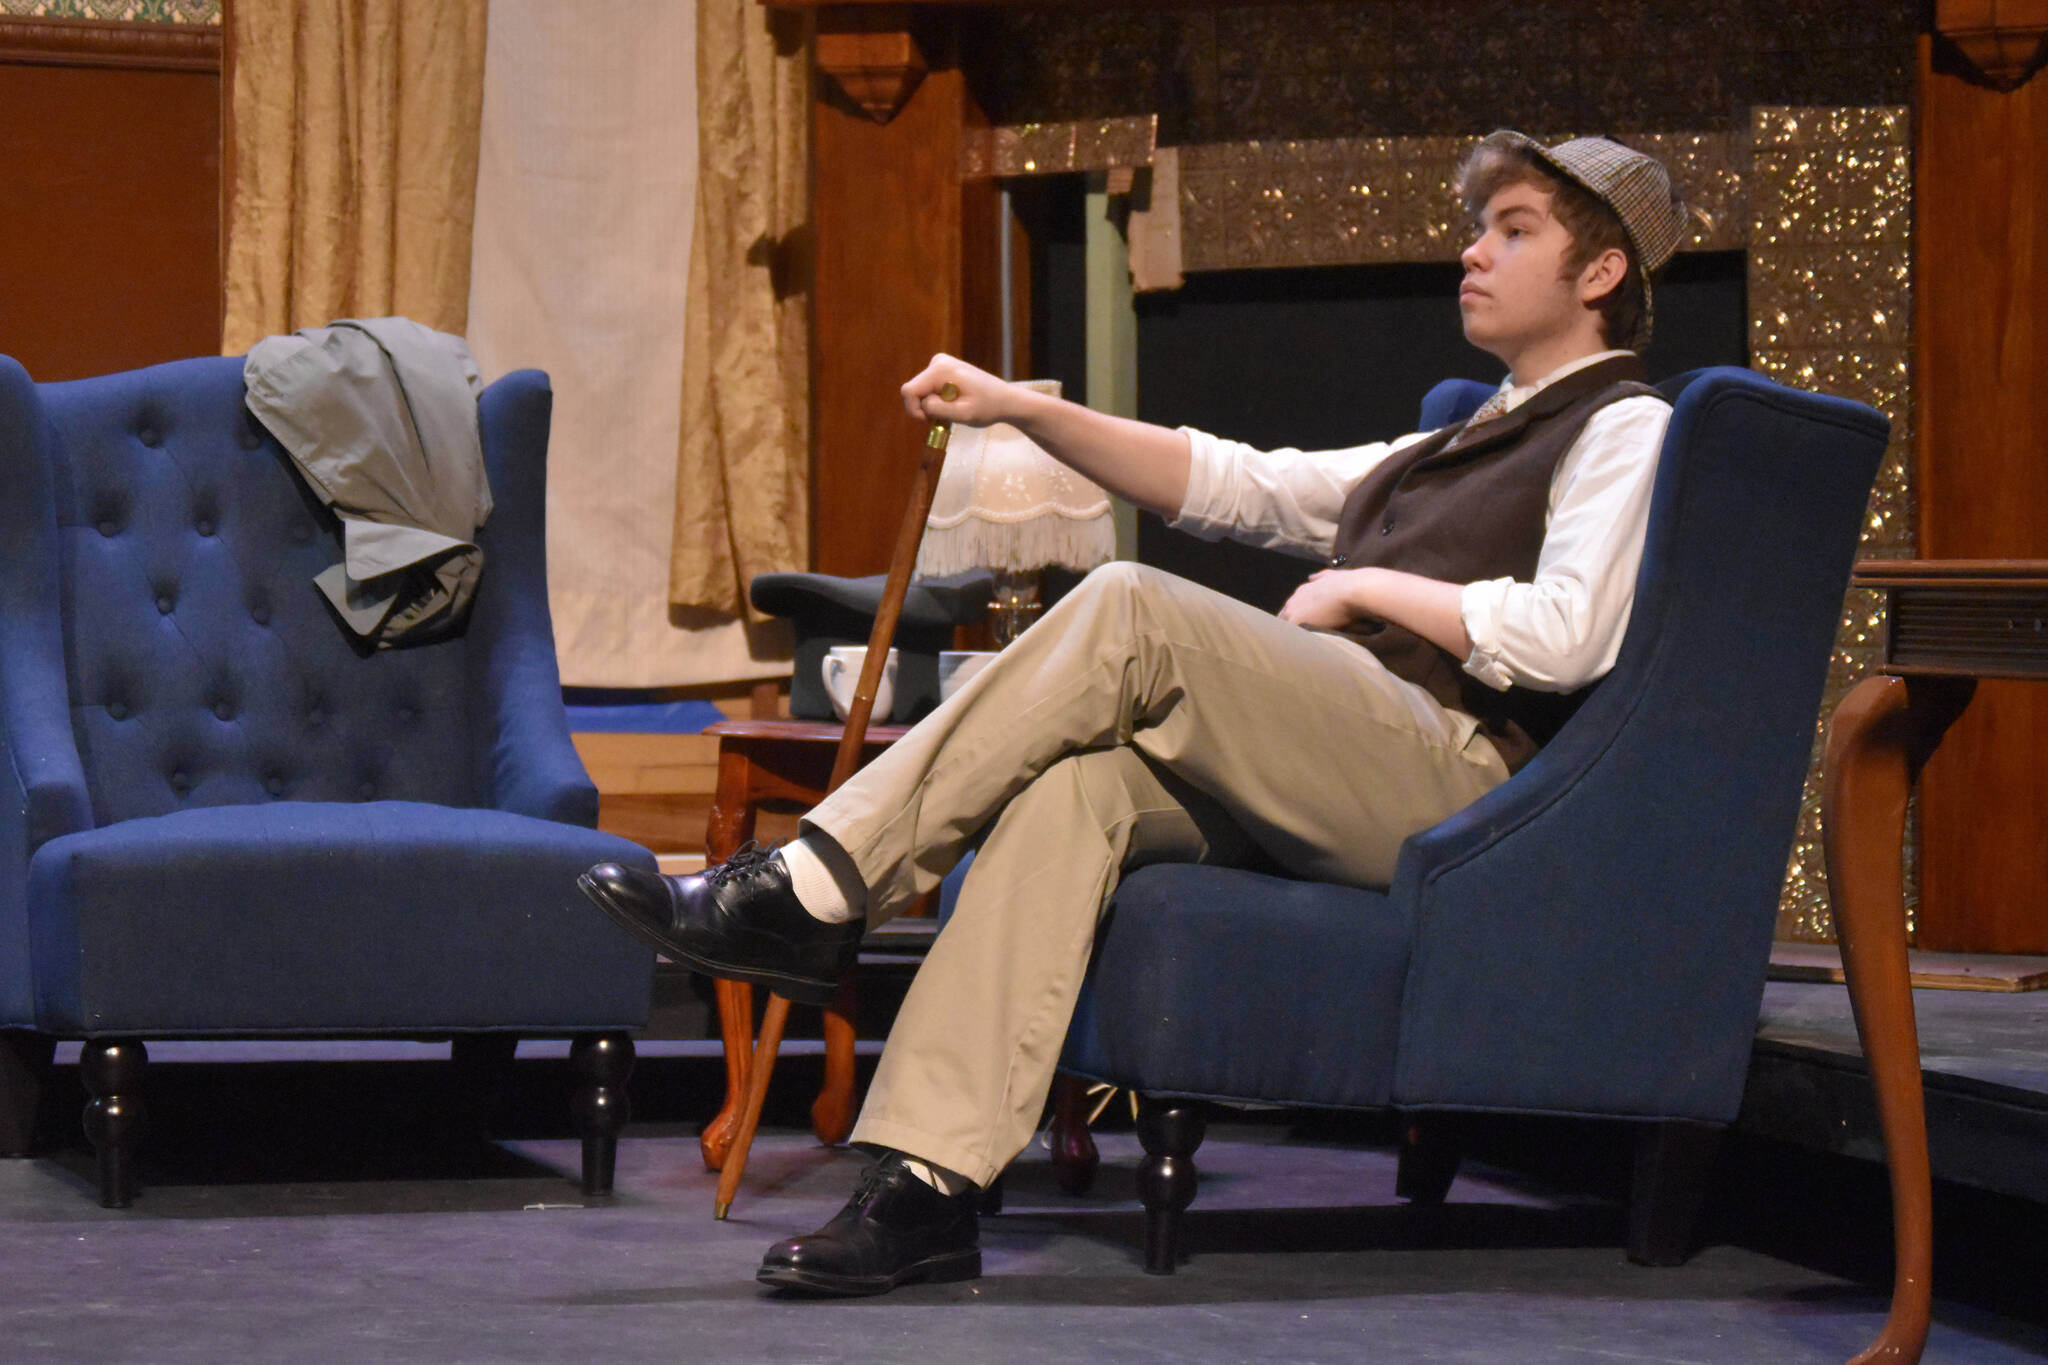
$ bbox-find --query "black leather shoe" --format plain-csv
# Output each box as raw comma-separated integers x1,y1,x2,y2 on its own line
757,1152,981,1296
577,843,861,1007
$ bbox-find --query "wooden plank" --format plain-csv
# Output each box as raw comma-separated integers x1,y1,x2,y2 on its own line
571,732,720,798
0,15,221,71
1770,941,2048,992
1856,558,2048,583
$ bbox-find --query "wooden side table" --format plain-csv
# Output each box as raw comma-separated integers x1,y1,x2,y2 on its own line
694,717,909,1171
1822,559,2048,1365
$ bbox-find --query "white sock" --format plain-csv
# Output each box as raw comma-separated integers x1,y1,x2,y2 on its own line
778,835,867,925
900,1155,973,1197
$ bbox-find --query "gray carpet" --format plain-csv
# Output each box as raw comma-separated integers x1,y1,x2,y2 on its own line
5,1109,2046,1364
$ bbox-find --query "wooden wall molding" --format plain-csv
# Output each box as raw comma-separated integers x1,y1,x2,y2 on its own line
0,15,220,72
816,14,926,123
1935,0,2048,91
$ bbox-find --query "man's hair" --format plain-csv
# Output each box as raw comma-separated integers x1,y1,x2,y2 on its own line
1456,141,1645,349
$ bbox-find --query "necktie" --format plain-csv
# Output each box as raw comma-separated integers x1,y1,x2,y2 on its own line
1465,389,1512,428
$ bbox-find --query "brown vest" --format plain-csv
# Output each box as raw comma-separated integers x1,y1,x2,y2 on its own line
1330,354,1661,771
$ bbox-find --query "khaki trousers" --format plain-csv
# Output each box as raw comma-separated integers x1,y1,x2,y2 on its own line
805,562,1509,1187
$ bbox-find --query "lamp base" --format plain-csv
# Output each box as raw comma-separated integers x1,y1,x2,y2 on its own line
989,568,1043,648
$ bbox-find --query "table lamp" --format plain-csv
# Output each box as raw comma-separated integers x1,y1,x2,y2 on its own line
913,379,1116,645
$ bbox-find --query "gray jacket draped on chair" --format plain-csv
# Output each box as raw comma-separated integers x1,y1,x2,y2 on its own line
244,316,492,645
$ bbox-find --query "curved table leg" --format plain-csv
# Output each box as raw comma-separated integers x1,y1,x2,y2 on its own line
812,972,860,1146
700,749,759,1172
702,979,752,1171
1823,673,1974,1365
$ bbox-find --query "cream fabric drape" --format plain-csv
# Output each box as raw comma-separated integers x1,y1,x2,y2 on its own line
669,0,813,618
222,0,488,353
466,0,788,686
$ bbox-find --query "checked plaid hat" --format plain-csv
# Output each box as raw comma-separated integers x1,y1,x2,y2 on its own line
1477,130,1688,349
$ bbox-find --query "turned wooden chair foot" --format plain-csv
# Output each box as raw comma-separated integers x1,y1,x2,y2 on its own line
1134,1095,1207,1275
81,1038,147,1209
570,1032,634,1196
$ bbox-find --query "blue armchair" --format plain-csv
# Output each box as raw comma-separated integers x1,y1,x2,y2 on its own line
1058,367,1889,1272
0,353,659,1206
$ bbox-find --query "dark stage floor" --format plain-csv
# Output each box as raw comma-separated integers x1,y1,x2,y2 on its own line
5,1034,2048,1364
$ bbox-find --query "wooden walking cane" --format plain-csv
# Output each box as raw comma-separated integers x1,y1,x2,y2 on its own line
713,384,960,1220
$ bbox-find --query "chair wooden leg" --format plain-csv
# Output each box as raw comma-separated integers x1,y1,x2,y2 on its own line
1134,1095,1207,1275
450,1033,519,1137
1395,1114,1464,1205
1049,1074,1100,1195
812,971,859,1146
1823,673,1970,1365
0,1031,55,1157
81,1039,146,1209
1627,1119,1723,1266
569,1032,634,1197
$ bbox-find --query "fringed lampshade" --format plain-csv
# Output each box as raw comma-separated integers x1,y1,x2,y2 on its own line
914,380,1115,643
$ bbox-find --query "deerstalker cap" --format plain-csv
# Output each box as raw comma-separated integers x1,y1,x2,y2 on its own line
1479,130,1687,347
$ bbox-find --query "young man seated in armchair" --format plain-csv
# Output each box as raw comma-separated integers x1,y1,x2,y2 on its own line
579,130,1688,1297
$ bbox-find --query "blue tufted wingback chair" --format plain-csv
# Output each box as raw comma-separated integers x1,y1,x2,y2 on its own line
0,353,659,1207
1055,367,1889,1273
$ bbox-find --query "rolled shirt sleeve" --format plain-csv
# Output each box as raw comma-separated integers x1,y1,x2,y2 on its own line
1459,394,1671,692
1170,425,1433,559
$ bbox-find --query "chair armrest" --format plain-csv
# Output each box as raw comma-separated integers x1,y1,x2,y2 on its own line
3,736,94,850
466,370,599,828
0,356,94,848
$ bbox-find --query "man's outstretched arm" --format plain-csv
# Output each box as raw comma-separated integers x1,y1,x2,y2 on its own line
903,353,1191,520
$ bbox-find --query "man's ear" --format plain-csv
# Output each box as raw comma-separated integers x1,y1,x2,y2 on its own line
1577,246,1629,304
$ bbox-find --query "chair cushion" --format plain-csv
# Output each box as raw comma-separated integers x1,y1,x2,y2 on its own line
25,801,655,1035
1060,864,1411,1108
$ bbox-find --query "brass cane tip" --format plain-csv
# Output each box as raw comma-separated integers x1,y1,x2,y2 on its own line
714,1199,732,1220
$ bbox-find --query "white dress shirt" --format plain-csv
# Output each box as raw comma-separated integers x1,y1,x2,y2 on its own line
1169,350,1671,694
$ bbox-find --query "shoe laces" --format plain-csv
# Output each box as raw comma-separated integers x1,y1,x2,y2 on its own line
705,840,778,889
851,1161,893,1204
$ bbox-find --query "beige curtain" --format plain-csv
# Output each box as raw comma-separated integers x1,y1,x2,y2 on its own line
669,0,813,618
222,0,489,353
465,0,788,688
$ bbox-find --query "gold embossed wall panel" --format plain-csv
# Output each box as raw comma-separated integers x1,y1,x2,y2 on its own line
0,1,215,18
1173,131,1746,273
1749,107,1916,943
